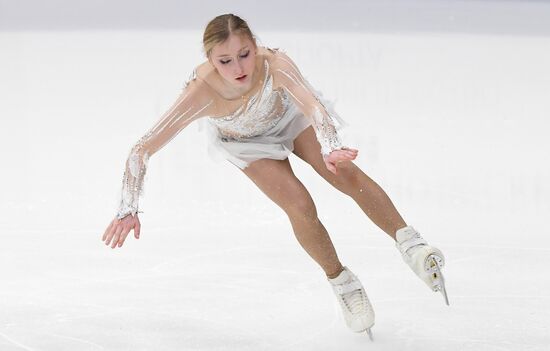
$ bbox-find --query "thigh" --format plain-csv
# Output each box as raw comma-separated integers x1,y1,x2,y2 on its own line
242,158,315,215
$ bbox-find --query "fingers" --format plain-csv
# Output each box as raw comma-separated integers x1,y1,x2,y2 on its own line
102,219,119,246
108,224,124,248
341,147,359,153
331,151,357,163
340,153,357,161
116,227,132,248
340,149,358,160
325,148,359,176
102,216,141,249
335,150,358,161
324,159,338,175
134,217,141,239
102,220,115,241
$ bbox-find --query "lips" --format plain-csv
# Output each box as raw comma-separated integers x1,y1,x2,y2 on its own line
235,74,247,81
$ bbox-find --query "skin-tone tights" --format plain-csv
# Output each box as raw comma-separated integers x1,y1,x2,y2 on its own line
242,126,407,279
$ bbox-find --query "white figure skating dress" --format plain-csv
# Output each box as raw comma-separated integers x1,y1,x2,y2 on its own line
116,47,346,220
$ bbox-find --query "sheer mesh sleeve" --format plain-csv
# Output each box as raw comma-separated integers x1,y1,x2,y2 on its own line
116,72,214,219
271,49,344,156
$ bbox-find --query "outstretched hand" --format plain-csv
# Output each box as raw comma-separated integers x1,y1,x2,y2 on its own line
323,147,359,175
102,214,141,249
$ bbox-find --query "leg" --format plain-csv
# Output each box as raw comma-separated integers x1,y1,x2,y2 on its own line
293,127,450,304
293,126,407,240
241,157,343,278
243,158,377,332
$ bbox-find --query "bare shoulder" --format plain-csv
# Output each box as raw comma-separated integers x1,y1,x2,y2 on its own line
262,47,300,75
191,60,217,86
180,61,222,104
261,47,303,90
261,46,288,65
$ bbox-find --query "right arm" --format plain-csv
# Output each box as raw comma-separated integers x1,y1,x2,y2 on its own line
116,75,214,220
103,73,214,248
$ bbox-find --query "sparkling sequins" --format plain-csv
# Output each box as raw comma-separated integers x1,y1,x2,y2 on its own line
116,47,345,219
210,51,343,155
209,61,291,140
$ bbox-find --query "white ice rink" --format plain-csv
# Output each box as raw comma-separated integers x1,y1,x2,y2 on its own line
1,1,550,350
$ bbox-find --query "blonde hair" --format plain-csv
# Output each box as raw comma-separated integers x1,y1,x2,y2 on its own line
203,14,256,58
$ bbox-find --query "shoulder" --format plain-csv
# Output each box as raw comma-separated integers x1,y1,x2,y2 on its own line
180,62,220,104
175,64,222,118
184,61,212,90
193,60,216,84
261,47,305,89
261,47,300,72
189,60,236,101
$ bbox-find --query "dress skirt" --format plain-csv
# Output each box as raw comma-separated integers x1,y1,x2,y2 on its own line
200,101,313,169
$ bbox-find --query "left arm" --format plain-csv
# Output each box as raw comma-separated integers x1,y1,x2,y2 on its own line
271,49,358,174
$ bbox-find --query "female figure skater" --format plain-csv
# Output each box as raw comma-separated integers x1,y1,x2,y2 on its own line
101,14,448,338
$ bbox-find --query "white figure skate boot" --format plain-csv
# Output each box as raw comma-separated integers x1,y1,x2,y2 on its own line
396,226,449,305
328,266,375,340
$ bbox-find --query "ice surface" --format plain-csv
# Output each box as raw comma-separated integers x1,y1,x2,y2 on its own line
1,1,549,350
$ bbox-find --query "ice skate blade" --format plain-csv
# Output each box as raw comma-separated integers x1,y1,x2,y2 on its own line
366,328,373,341
429,256,450,306
440,283,450,306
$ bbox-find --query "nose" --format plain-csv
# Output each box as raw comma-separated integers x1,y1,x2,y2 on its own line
234,61,244,75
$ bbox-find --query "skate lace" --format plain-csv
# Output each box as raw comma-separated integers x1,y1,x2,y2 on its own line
337,280,369,315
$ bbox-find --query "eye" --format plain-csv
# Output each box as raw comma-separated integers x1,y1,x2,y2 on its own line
219,59,231,65
240,51,250,58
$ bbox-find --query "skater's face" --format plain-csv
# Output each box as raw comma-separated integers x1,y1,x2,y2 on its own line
209,34,257,92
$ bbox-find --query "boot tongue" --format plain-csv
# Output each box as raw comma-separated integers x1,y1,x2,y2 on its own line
329,267,352,285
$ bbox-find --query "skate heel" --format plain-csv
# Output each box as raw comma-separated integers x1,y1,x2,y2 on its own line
424,252,444,270
396,226,450,305
426,254,450,306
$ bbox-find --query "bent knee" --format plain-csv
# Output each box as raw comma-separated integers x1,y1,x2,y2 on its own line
330,162,363,194
284,192,318,221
